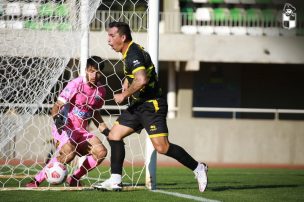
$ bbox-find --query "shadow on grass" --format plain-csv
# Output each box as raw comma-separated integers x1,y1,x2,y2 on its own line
211,184,300,191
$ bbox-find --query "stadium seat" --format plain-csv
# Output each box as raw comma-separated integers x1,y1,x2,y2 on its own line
196,8,212,21
181,7,195,23
262,9,279,35
214,26,230,35
213,8,230,25
181,25,197,34
247,27,263,35
246,8,263,24
208,0,225,3
262,9,278,24
246,8,264,36
193,0,209,3
197,25,214,35
230,8,246,35
6,20,23,29
0,20,5,29
22,3,38,17
57,23,72,31
41,22,58,31
24,20,40,30
5,2,21,16
230,8,245,25
240,0,255,4
39,3,54,17
54,4,70,17
255,0,272,3
230,27,247,35
225,0,241,3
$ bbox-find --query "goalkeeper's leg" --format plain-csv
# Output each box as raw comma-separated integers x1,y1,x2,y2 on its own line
26,131,70,187
67,136,107,187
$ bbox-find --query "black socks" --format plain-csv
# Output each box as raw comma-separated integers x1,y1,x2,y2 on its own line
108,140,125,175
165,143,198,171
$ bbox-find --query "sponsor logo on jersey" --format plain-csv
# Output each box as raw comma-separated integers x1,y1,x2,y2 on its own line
133,60,140,66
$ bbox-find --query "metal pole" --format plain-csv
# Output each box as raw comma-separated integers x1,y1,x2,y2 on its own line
145,0,159,190
80,0,89,77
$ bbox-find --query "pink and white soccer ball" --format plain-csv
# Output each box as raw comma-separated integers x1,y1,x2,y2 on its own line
45,162,68,184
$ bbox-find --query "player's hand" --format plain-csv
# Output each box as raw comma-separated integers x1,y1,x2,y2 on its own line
114,93,126,104
53,114,65,134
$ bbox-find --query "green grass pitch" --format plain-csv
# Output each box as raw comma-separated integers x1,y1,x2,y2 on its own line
1,166,304,202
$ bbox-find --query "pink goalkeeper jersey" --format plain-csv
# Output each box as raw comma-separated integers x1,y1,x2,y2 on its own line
57,76,106,133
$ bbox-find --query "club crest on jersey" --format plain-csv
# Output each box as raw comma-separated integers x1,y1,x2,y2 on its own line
282,3,296,30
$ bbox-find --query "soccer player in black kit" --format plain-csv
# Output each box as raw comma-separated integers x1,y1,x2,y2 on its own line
94,22,208,192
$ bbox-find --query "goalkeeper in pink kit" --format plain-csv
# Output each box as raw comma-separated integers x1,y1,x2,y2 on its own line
26,56,110,187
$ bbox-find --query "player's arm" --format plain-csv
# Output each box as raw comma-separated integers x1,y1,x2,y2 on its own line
51,100,65,133
114,69,148,104
122,78,129,92
92,110,110,137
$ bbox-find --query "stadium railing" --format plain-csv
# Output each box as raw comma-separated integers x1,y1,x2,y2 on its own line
0,103,303,120
88,10,303,36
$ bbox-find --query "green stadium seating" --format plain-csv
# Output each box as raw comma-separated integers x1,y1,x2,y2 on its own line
38,3,54,17
41,22,58,31
240,0,255,4
230,8,245,22
181,7,195,22
225,0,240,3
57,22,72,31
209,0,225,3
54,4,69,17
262,9,278,24
246,8,262,22
213,8,230,22
255,0,272,3
24,20,40,30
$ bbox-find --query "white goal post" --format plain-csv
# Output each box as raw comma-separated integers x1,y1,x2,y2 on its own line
0,0,158,190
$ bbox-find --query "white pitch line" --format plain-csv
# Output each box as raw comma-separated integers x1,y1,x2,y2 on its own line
152,190,221,202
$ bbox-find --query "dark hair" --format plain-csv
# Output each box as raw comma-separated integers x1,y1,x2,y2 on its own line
86,56,104,71
108,21,132,42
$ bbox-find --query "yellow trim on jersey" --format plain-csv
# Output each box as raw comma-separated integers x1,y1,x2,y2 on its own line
123,41,134,59
132,66,145,75
126,74,135,78
147,99,159,112
149,133,168,138
114,121,120,125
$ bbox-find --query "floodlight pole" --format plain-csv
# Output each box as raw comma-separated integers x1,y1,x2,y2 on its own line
146,0,159,190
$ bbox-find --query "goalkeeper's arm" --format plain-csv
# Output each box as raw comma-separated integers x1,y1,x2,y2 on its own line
92,111,110,137
51,100,65,133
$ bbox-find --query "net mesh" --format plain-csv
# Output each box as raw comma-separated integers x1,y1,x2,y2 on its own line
0,0,149,189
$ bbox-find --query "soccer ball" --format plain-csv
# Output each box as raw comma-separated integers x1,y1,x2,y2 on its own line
45,162,68,185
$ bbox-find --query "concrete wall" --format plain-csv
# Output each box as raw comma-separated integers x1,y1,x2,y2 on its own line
161,118,304,166
90,32,304,64
5,116,304,166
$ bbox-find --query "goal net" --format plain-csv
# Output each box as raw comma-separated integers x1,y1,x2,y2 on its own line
0,0,153,190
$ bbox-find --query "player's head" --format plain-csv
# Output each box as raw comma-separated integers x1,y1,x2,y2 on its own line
86,56,104,85
107,21,132,53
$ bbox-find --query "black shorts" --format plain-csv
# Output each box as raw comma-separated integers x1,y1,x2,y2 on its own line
116,98,169,138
